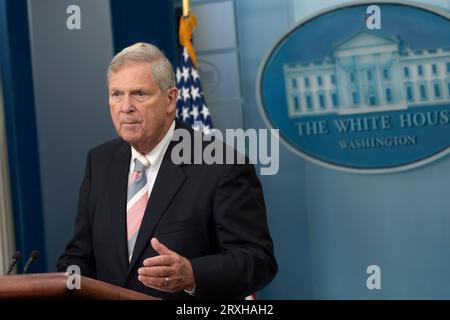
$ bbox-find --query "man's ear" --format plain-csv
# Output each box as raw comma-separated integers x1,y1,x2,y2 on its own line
166,87,178,114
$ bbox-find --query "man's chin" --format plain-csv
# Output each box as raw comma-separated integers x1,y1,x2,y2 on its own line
119,128,142,141
120,135,141,145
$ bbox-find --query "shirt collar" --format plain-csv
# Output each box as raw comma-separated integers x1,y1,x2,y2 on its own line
130,120,175,168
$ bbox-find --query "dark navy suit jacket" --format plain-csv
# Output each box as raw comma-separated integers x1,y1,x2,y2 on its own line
57,120,277,299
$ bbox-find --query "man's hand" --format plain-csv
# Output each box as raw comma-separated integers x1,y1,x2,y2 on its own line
137,237,195,293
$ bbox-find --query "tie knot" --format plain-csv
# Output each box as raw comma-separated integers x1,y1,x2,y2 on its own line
134,155,150,172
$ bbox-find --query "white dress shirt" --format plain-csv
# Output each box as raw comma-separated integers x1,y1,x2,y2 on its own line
129,120,175,196
129,120,195,295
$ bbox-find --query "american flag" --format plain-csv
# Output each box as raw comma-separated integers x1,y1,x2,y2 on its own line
175,12,256,301
175,47,213,134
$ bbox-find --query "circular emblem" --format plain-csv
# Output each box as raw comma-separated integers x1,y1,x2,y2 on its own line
258,1,450,173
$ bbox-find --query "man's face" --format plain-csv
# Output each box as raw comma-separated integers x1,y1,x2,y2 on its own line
108,62,177,154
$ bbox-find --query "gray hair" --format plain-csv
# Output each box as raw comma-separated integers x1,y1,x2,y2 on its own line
107,42,176,92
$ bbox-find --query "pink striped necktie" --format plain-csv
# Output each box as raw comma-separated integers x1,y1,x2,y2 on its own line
127,155,150,262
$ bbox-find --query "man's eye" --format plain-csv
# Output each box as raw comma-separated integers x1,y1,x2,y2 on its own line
134,92,149,101
111,92,122,97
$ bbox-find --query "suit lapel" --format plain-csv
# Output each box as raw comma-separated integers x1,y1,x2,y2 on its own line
126,139,187,278
108,141,131,280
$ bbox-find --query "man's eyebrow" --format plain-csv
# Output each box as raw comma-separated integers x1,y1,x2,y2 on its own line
130,88,149,92
109,88,149,92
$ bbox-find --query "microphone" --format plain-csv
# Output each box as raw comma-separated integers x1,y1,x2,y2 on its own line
6,251,21,275
23,250,40,274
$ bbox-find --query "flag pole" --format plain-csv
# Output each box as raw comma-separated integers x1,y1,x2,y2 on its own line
182,0,190,17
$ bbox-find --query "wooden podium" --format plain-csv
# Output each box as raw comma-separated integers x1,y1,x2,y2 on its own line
0,273,159,300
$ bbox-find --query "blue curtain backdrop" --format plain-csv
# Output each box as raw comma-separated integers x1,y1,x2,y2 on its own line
0,0,46,272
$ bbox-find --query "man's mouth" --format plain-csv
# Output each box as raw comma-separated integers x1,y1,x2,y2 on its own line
122,121,140,125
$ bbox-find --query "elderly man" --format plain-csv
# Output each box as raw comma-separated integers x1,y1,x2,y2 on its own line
57,42,277,299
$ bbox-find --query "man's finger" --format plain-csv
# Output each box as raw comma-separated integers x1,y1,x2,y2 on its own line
151,237,176,256
138,266,173,277
138,275,173,292
143,254,174,267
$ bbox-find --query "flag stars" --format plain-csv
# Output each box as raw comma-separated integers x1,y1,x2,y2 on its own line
191,68,200,82
181,86,191,101
181,67,190,83
182,48,189,62
176,68,182,84
176,45,214,130
190,105,199,120
190,86,201,101
181,107,190,122
201,104,210,119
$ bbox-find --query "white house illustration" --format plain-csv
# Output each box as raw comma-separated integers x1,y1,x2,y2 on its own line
284,31,450,117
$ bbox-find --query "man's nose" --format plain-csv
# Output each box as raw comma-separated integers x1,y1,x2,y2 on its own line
120,94,134,113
